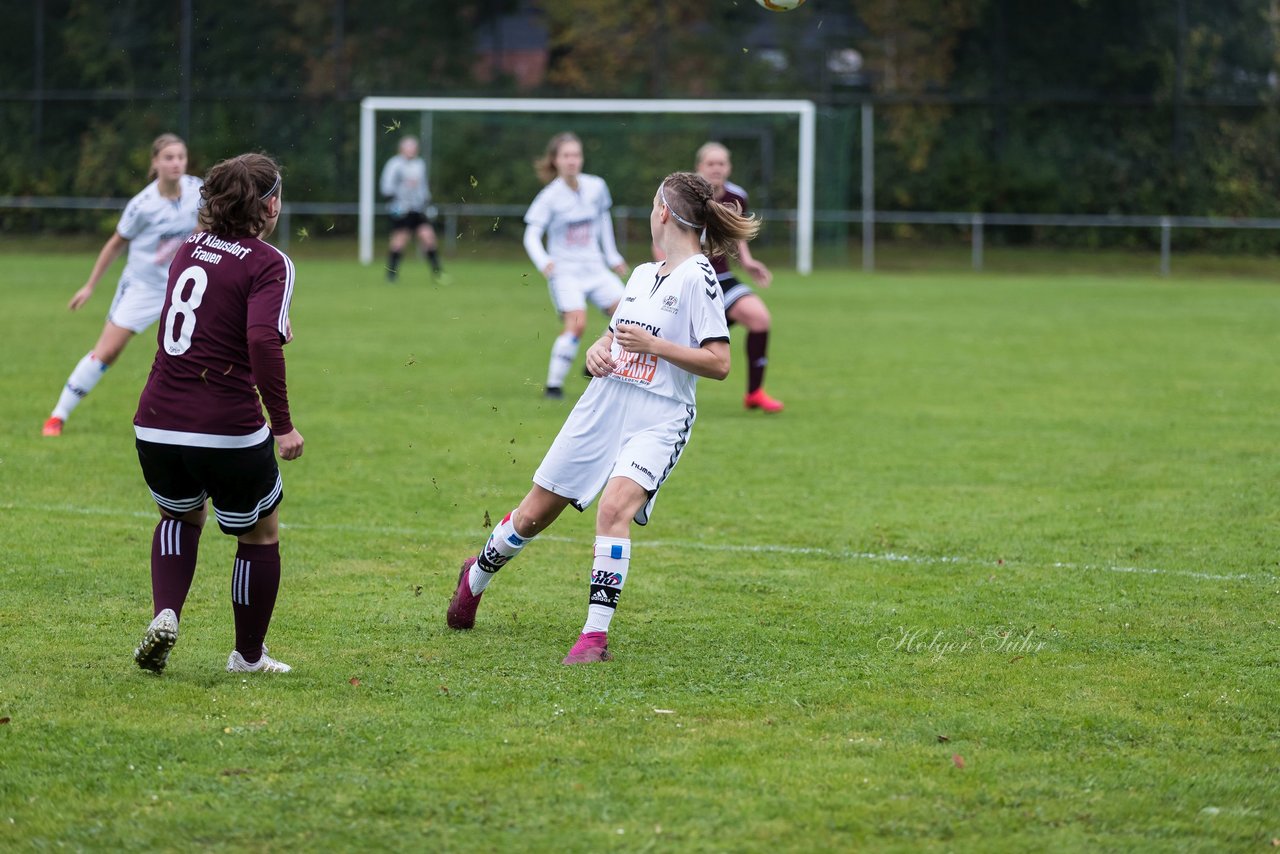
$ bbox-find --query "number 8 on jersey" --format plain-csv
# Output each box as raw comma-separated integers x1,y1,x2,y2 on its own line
163,265,208,356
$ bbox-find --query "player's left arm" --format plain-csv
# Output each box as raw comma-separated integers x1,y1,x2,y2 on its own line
614,325,730,381
247,254,301,456
736,239,772,288
598,209,626,274
247,326,301,456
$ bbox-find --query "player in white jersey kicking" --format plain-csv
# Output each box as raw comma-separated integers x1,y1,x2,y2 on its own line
448,171,760,664
42,133,202,436
523,132,628,399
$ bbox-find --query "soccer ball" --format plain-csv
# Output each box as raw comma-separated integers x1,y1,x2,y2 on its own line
756,0,806,10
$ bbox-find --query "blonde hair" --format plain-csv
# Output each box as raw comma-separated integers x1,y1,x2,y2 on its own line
534,132,580,184
660,172,759,259
198,153,282,237
147,133,187,181
695,141,730,169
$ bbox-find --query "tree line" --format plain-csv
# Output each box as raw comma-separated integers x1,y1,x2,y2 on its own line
2,0,1277,251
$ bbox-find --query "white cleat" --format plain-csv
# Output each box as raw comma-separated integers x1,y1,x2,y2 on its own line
226,648,292,673
134,608,179,674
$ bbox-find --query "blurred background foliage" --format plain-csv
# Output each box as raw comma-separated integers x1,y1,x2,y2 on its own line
2,0,1278,251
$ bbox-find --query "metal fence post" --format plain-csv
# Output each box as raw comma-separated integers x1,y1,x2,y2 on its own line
861,102,875,272
1160,216,1172,276
972,212,984,271
445,211,458,250
278,204,291,252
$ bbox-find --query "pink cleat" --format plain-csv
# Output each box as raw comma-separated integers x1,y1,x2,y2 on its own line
42,416,64,437
744,388,784,413
446,557,484,630
562,631,612,665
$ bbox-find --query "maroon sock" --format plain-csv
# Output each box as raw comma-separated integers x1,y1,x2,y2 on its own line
231,542,281,663
746,330,770,394
151,519,201,619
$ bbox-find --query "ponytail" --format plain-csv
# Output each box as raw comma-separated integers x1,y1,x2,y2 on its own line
660,172,760,259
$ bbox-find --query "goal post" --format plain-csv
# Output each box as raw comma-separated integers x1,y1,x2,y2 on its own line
358,96,816,273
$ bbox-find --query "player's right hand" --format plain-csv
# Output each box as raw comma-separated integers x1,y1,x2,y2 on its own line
542,261,555,277
68,285,94,311
744,260,773,288
276,429,304,461
585,336,616,377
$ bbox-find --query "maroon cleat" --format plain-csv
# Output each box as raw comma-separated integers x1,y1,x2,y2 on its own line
446,557,485,630
562,631,612,665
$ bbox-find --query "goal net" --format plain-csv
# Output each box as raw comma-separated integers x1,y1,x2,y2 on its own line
357,97,816,273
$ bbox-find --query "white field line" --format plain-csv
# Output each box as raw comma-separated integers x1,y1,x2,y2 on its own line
3,502,1271,584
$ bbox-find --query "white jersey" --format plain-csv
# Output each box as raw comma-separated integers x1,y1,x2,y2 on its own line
524,174,624,270
379,154,431,214
116,175,203,292
604,255,729,405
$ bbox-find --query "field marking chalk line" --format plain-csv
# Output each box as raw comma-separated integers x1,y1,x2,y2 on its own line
4,501,1272,584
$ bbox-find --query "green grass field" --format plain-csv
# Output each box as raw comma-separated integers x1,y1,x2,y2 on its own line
1,245,1277,851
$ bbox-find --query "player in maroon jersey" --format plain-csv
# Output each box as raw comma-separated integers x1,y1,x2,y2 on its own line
695,142,784,413
131,152,303,675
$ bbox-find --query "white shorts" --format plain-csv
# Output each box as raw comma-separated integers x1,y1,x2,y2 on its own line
548,263,625,315
107,275,166,333
533,379,697,526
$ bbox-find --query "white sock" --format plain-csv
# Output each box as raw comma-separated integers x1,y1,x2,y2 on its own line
52,352,109,420
470,510,530,595
583,536,630,634
546,333,580,389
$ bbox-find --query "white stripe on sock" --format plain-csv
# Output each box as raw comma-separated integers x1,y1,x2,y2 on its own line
233,558,252,606
164,520,180,557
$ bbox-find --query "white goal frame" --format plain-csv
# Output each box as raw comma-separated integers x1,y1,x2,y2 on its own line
358,96,816,273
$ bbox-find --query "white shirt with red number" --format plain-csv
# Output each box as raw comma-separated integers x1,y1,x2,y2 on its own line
604,255,729,405
116,175,203,291
524,174,623,270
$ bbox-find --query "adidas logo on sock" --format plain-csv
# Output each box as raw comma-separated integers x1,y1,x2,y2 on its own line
590,588,619,606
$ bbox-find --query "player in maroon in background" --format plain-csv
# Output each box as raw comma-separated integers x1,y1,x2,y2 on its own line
131,152,303,675
694,142,784,413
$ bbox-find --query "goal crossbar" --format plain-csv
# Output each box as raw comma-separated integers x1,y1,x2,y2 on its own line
358,96,816,273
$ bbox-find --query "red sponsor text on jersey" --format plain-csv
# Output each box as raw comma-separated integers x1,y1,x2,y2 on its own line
612,351,659,384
